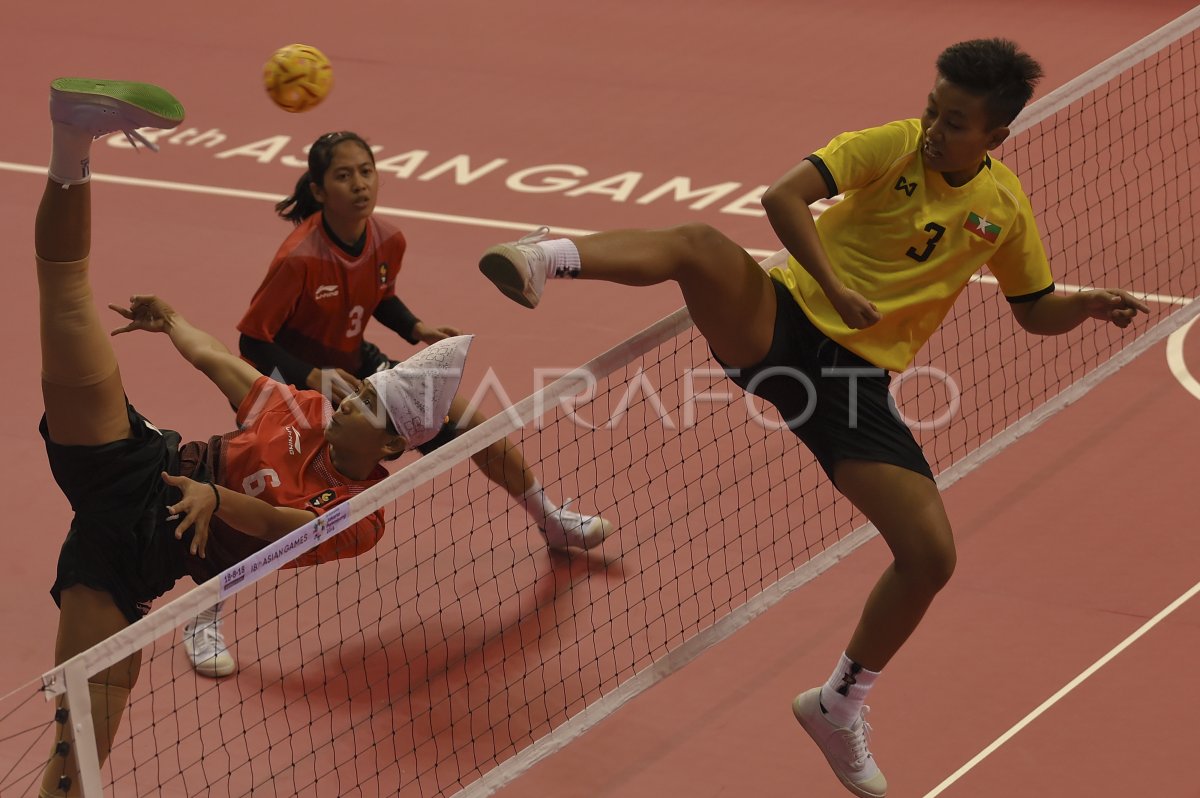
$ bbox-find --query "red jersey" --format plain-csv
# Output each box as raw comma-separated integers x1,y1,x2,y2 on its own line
179,376,387,581
237,213,406,373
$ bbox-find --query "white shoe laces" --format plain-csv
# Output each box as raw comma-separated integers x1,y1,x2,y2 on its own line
547,498,583,531
122,128,160,152
844,706,874,769
517,225,551,246
186,607,229,661
542,499,604,548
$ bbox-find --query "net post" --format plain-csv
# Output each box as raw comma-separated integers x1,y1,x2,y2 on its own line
62,663,104,798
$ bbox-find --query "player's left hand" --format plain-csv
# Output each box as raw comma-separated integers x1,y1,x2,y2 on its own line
1079,289,1151,328
109,294,178,335
162,472,217,558
414,322,465,344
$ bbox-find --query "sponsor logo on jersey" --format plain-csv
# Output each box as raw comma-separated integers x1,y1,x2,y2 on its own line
894,175,917,197
286,425,302,455
309,489,337,508
315,284,340,300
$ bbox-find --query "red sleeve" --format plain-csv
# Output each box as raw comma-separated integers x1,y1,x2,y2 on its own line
234,375,302,427
283,507,385,568
237,253,306,342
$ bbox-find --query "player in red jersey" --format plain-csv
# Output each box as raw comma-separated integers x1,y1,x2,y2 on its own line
34,79,471,798
179,131,615,678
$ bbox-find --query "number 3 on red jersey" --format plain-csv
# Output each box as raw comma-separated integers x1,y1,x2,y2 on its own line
346,305,364,338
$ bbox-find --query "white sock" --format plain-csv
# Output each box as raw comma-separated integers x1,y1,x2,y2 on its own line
520,480,558,526
537,238,582,278
48,122,95,186
818,653,880,728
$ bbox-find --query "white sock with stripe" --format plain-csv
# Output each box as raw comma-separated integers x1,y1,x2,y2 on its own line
818,652,880,728
48,122,95,186
537,238,582,278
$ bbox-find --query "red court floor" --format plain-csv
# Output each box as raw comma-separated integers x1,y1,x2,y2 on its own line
2,3,1198,796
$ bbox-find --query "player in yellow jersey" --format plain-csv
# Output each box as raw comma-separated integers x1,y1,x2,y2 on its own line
477,39,1149,798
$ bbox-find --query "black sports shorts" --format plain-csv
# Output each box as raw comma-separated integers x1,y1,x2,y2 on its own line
42,404,186,624
715,278,933,484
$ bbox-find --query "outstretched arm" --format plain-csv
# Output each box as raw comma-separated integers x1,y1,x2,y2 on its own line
110,295,261,408
1009,289,1150,335
762,160,881,329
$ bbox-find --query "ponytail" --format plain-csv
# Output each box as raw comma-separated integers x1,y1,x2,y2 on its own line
275,171,322,224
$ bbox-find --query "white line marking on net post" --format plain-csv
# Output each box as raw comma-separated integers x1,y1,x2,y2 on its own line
922,578,1200,798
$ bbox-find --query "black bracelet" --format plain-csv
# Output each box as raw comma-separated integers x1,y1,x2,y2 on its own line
208,481,221,513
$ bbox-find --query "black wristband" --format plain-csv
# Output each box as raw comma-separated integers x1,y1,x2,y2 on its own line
208,481,221,513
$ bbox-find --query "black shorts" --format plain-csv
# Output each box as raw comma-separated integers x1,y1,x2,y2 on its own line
716,279,933,484
43,405,187,624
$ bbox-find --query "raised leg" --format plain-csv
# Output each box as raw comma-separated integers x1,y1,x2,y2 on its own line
481,223,778,368
37,78,184,446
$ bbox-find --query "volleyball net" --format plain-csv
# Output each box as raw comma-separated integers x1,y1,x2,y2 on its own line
3,9,1200,797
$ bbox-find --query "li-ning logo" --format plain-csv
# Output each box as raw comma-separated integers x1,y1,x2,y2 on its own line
315,284,339,300
894,176,917,197
286,425,302,455
835,661,863,696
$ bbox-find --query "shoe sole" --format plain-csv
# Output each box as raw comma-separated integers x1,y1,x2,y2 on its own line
192,658,237,678
184,645,237,678
793,693,887,798
479,247,537,309
51,78,186,128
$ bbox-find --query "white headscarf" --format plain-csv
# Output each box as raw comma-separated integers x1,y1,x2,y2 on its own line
365,335,473,448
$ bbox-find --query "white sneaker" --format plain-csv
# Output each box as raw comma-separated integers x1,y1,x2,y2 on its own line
478,226,551,308
50,78,185,151
540,499,614,551
182,602,237,678
792,687,887,798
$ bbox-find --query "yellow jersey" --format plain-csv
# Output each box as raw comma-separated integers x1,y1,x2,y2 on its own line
770,119,1054,372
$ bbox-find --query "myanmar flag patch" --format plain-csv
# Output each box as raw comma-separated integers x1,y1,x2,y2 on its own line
964,212,1002,243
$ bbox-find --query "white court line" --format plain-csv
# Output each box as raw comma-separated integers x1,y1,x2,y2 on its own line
0,160,602,238
1165,315,1200,400
923,578,1200,797
1,159,1194,305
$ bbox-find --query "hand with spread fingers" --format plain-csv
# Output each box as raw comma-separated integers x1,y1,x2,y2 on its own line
109,294,178,335
161,472,218,559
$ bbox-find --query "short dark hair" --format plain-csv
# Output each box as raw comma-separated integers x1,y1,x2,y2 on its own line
275,131,375,224
936,39,1044,128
